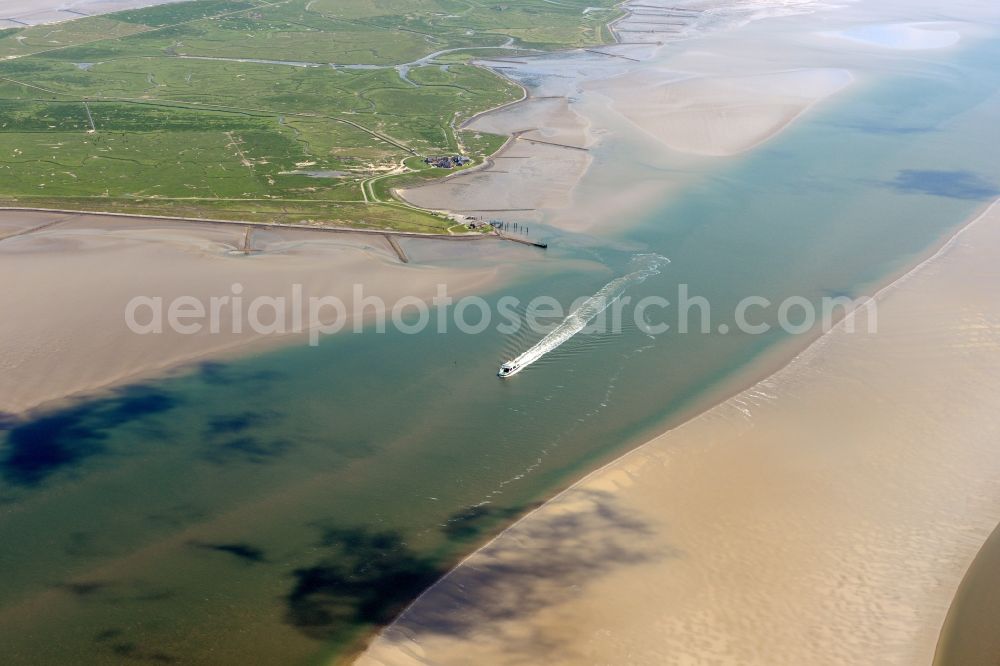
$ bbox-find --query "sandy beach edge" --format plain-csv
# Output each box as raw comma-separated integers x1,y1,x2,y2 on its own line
352,197,1000,665
0,210,551,419
933,513,1000,664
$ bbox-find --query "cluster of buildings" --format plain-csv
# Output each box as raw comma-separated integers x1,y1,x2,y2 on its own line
463,218,529,234
424,155,471,169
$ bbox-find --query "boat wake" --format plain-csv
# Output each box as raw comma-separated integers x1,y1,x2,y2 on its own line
499,254,669,378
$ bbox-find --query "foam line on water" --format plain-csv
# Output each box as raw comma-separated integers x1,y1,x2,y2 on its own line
504,254,669,375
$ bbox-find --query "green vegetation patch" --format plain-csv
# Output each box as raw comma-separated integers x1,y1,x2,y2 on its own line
0,101,92,132
0,0,617,231
0,17,149,59
113,0,263,27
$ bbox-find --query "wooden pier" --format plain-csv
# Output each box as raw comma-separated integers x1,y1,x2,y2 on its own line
241,226,254,254
0,216,71,243
516,136,589,151
496,230,547,249
583,49,641,62
385,234,410,263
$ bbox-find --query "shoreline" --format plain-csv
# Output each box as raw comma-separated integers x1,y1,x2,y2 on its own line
934,518,1000,665
0,207,491,241
0,210,553,418
355,198,1000,665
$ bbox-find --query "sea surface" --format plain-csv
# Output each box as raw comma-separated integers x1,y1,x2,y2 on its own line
2,3,1000,664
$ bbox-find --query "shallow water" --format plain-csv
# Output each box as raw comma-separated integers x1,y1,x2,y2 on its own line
2,2,1000,664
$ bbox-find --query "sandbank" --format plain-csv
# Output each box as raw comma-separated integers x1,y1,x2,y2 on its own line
399,97,593,223
599,68,853,157
0,211,533,416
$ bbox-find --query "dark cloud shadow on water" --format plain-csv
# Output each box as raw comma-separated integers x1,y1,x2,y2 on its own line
189,540,268,564
285,491,666,660
885,169,1000,200
0,386,178,487
283,503,544,641
196,361,285,387
205,410,274,437
94,628,178,665
50,577,174,617
204,433,295,464
201,408,296,464
373,490,673,662
285,527,441,641
53,580,115,597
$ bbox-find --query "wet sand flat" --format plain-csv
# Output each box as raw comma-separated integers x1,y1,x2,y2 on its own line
399,97,593,225
0,211,519,416
1,0,185,26
399,141,592,222
357,201,1000,666
598,68,853,157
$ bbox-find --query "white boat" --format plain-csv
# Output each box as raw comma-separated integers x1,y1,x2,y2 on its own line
497,361,520,378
